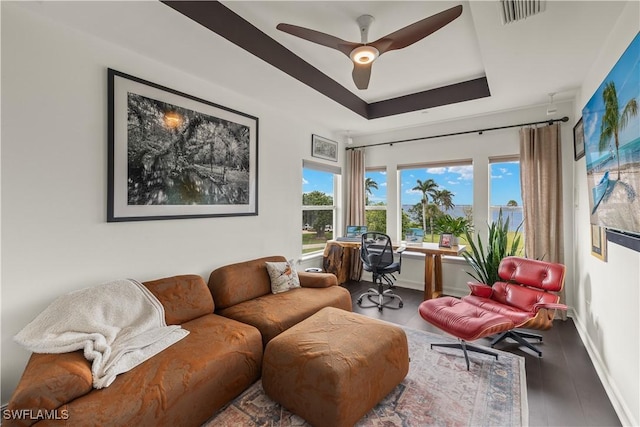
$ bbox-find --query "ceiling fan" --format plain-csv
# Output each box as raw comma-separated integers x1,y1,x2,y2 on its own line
276,5,463,90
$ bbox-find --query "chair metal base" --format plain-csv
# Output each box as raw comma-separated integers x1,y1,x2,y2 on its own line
357,276,403,311
491,329,543,357
431,340,499,370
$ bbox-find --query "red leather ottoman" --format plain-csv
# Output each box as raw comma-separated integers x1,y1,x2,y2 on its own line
419,296,514,369
262,307,409,427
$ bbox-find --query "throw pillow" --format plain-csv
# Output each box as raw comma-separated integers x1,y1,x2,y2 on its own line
265,260,301,294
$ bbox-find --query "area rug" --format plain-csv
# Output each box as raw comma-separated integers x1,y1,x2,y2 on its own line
204,326,528,426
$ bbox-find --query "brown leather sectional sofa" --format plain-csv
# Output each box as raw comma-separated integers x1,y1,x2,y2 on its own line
6,256,352,426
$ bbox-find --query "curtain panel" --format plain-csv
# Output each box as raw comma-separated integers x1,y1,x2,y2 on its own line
520,123,565,313
346,149,365,226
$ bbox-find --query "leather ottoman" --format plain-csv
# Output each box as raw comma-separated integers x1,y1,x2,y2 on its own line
418,296,514,369
262,307,409,427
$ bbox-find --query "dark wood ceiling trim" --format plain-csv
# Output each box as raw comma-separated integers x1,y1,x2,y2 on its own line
162,0,368,118
162,1,490,121
367,77,491,119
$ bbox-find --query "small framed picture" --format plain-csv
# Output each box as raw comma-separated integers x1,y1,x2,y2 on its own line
573,117,585,161
439,233,453,248
590,224,607,261
311,134,338,162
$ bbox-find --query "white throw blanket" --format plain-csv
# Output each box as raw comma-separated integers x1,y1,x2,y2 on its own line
14,279,189,389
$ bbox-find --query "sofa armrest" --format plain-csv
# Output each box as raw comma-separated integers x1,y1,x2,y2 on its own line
467,282,493,298
298,271,338,288
533,302,568,313
7,351,92,421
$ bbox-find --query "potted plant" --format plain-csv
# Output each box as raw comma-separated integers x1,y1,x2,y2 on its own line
462,209,523,285
434,214,472,246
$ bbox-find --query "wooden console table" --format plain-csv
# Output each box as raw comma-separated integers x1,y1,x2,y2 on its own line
397,243,466,300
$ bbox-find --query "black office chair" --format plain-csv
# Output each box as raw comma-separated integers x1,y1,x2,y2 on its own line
357,232,406,311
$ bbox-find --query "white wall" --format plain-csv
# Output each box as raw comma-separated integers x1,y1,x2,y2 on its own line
354,102,576,299
0,3,341,401
572,3,639,425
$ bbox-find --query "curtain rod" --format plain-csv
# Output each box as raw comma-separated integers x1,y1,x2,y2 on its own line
345,116,569,150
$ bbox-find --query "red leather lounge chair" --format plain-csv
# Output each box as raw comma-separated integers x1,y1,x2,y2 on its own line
462,256,567,356
419,256,566,368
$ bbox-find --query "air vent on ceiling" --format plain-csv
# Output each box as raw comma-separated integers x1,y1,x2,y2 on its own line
499,0,546,25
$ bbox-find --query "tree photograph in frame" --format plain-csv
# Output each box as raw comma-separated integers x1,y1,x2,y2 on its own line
311,134,338,162
108,69,258,221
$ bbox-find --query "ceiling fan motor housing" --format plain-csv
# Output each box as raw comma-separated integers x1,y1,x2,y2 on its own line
356,14,375,43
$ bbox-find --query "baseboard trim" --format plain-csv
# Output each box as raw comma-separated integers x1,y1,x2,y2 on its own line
569,308,636,426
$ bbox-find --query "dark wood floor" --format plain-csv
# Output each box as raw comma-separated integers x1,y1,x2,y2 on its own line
342,280,621,427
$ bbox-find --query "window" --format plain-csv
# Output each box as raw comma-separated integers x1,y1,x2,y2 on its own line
489,158,524,252
399,161,473,243
302,161,340,254
365,169,387,233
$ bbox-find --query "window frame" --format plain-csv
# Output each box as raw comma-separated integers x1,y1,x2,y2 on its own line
364,167,388,233
397,159,474,241
302,160,341,255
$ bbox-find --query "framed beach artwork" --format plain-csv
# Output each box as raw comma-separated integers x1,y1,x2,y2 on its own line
582,32,640,237
107,69,258,222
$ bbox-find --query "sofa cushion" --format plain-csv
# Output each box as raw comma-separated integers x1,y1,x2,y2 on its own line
297,271,338,288
492,281,560,313
498,256,566,292
208,256,286,309
46,314,263,427
462,295,533,326
143,274,214,325
216,286,352,346
265,260,300,294
7,351,93,419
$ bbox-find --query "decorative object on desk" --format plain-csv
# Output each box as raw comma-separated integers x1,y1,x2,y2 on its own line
311,134,338,162
462,209,523,286
439,233,453,248
590,224,608,262
434,214,472,246
573,117,585,161
205,326,527,427
404,228,424,245
107,69,258,222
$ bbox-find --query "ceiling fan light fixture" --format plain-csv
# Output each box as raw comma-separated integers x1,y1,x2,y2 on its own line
350,45,379,64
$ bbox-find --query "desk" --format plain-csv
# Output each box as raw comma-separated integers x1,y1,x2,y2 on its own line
397,243,466,300
325,240,465,299
323,241,363,284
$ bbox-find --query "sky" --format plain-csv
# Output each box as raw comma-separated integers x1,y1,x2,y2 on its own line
303,161,523,207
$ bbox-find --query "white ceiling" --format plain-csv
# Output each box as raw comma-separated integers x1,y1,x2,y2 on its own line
13,1,627,136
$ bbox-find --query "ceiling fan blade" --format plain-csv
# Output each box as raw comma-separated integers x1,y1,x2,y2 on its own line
370,5,463,55
276,23,359,57
352,62,372,90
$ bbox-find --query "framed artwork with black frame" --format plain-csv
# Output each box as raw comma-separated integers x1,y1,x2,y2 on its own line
311,134,338,162
573,117,585,161
108,69,258,222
